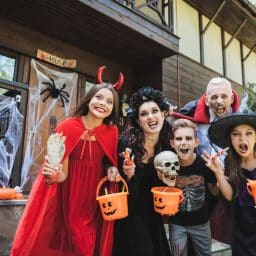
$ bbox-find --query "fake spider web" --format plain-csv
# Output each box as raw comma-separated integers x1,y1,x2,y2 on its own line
20,59,77,191
0,95,23,187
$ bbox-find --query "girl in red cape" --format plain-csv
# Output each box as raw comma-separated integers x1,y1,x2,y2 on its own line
11,80,121,256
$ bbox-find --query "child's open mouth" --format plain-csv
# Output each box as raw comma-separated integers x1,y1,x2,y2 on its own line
179,148,190,154
239,143,248,153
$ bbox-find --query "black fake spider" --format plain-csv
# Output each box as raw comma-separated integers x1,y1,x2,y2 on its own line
40,78,70,107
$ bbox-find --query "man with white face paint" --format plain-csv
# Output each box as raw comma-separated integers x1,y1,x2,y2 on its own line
173,77,240,156
198,78,238,156
205,78,234,120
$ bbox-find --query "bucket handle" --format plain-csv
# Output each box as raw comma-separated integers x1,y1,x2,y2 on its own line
179,193,185,204
96,176,129,198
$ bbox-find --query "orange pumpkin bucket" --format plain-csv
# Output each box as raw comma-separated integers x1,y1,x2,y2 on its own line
247,180,256,205
151,186,184,216
96,176,129,221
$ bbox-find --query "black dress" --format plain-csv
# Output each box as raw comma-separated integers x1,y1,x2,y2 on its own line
112,139,171,256
231,168,256,256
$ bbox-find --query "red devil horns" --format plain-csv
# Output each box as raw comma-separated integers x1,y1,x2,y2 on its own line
97,66,106,84
97,66,124,90
113,72,124,90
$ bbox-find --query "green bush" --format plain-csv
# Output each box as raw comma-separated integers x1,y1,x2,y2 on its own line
244,83,256,112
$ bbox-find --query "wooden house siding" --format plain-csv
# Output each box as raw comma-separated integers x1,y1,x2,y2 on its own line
163,54,244,109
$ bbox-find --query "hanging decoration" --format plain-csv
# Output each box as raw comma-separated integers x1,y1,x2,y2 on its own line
20,59,77,191
37,49,77,68
40,77,70,107
0,95,23,187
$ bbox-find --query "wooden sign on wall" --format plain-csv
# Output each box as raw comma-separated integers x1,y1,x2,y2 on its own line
37,49,77,68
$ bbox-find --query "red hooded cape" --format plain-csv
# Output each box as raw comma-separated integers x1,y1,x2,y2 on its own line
11,117,118,256
172,89,240,123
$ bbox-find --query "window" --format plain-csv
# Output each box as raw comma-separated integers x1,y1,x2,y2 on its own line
84,81,95,95
0,54,16,81
0,100,10,138
0,48,27,187
0,82,27,187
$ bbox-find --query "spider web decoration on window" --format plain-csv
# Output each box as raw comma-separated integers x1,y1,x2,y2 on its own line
0,95,23,186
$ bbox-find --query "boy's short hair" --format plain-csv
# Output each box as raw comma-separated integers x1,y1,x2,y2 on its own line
172,118,198,138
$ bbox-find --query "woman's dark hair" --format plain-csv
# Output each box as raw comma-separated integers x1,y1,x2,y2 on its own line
225,144,242,189
122,86,171,166
71,83,119,125
225,126,256,197
128,86,170,119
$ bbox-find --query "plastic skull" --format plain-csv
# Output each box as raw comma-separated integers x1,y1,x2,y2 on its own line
154,151,180,186
154,151,180,175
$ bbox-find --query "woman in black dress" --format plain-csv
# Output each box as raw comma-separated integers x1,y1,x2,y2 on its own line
112,86,173,256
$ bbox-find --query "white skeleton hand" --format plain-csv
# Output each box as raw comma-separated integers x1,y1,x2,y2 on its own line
47,133,66,164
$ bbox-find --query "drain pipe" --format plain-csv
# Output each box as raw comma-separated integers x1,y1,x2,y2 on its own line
177,53,181,109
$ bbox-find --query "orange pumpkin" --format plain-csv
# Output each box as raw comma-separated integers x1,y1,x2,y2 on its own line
15,192,24,199
0,187,17,200
0,187,24,200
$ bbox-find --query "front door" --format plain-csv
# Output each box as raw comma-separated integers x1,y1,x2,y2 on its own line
20,59,78,192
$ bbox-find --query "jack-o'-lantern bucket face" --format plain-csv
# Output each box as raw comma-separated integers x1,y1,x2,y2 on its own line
154,195,166,211
102,200,117,216
96,176,129,221
151,187,184,216
247,180,256,205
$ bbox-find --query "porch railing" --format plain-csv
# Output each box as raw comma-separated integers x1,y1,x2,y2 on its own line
115,0,174,32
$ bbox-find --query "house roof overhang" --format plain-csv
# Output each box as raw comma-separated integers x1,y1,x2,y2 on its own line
0,0,179,66
184,0,256,54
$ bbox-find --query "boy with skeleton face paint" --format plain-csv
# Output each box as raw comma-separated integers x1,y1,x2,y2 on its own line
172,78,240,246
168,119,219,256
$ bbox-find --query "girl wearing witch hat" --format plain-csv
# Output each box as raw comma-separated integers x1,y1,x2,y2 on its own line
202,112,256,256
